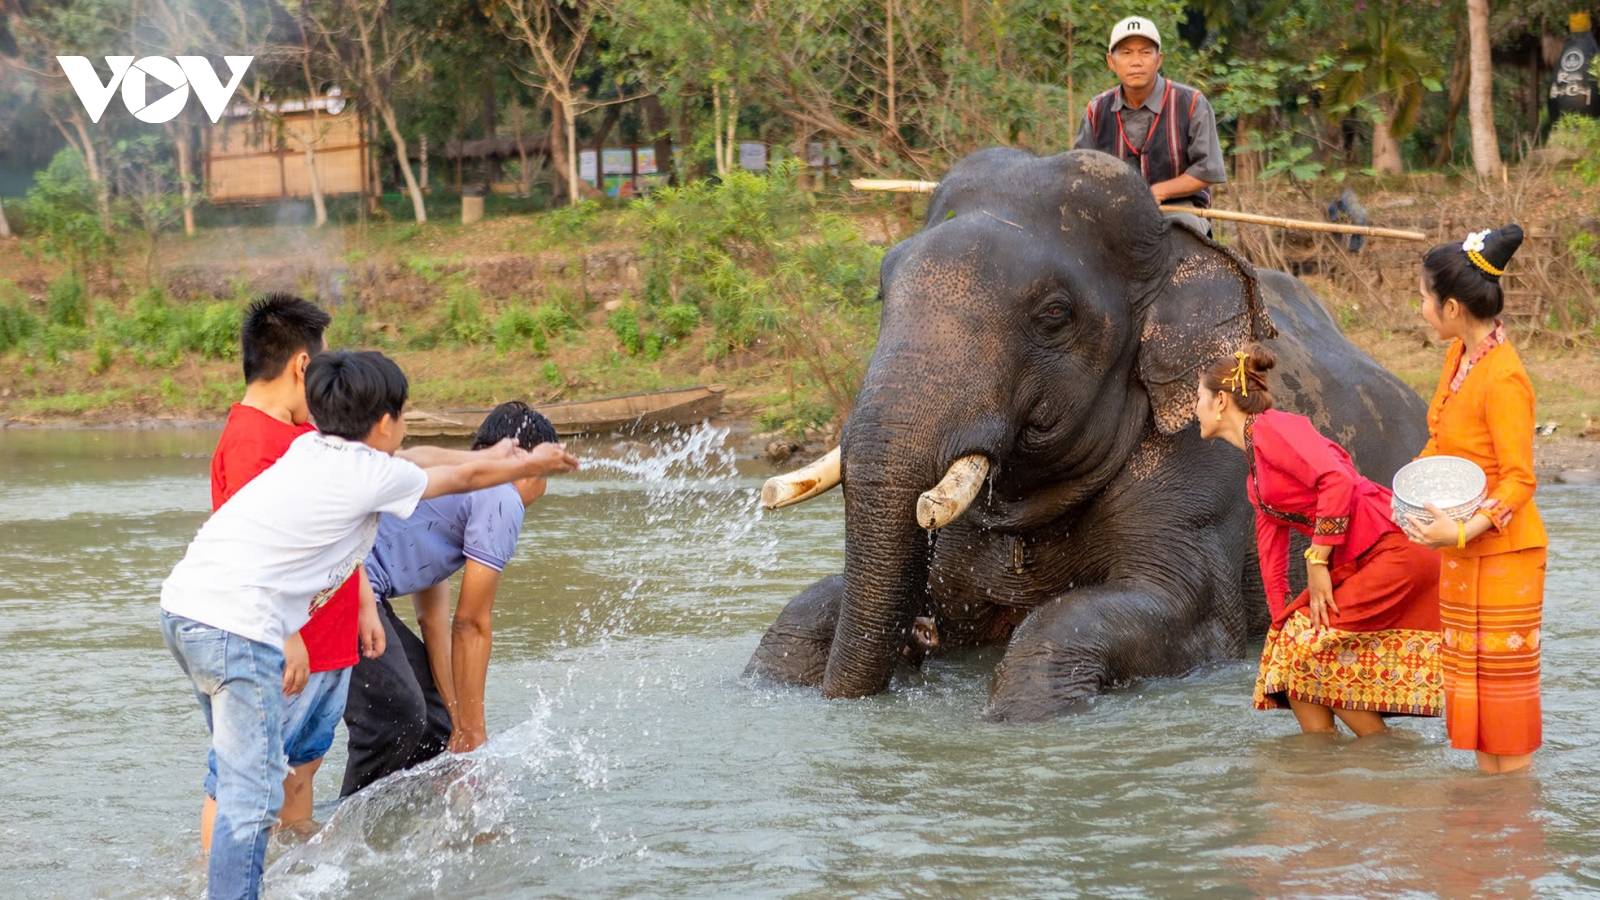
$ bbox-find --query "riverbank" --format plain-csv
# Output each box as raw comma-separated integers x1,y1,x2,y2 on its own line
2,173,1597,468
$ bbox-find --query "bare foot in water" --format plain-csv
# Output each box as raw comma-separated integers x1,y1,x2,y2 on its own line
273,818,322,847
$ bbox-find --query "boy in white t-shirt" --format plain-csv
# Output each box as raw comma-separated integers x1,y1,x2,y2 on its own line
160,350,578,900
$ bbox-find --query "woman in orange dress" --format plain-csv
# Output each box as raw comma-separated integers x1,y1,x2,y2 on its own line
1403,224,1547,774
1196,345,1443,737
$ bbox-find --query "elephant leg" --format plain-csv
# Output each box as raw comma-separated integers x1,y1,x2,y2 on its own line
745,575,844,687
985,582,1227,722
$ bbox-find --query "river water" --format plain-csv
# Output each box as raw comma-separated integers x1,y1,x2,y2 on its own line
2,426,1598,899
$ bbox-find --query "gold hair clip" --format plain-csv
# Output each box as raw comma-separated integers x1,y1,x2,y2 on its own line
1222,350,1249,396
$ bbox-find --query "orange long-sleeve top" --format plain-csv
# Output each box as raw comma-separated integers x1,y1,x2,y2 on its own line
1418,336,1547,558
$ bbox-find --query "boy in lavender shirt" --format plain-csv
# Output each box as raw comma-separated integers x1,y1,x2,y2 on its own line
341,401,560,795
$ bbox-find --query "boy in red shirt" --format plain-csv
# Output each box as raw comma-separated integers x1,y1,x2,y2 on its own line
199,294,384,847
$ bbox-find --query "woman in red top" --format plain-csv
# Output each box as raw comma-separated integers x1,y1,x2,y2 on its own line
1195,345,1444,736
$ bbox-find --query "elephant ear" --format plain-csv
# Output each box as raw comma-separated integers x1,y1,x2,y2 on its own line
1136,221,1279,435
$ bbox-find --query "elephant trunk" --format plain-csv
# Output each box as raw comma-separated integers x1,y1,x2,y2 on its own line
821,394,998,699
822,441,928,699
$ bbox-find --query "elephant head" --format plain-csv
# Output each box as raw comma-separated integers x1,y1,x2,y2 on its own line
821,148,1276,699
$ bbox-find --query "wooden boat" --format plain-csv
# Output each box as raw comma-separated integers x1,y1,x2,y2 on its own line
403,384,727,439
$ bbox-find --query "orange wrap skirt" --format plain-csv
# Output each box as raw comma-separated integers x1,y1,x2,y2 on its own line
1439,547,1546,755
1255,532,1444,716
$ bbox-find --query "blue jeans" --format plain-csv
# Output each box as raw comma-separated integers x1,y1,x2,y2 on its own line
162,612,286,900
205,666,352,798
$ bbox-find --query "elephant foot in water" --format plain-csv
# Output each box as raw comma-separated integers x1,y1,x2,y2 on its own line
984,583,1215,723
745,576,942,686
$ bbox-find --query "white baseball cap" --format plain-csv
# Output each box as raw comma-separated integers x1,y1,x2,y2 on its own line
1108,16,1161,53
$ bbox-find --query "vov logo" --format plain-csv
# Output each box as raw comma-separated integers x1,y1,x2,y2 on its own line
57,56,253,124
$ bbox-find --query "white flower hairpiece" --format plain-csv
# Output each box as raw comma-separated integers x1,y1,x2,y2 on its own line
1461,230,1490,254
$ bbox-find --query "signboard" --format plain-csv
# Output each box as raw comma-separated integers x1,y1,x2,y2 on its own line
808,141,841,173
738,141,767,171
579,150,598,185
602,175,638,198
636,147,658,174
602,148,634,175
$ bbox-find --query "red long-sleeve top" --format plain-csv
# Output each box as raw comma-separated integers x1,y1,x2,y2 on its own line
1245,410,1401,625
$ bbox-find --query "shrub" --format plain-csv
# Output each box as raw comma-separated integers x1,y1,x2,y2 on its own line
534,298,581,335
492,303,548,354
0,282,40,353
540,359,562,385
438,284,488,346
659,302,700,340
98,288,241,363
20,148,111,277
327,305,373,350
607,304,643,354
1550,116,1600,187
46,275,88,328
629,159,883,421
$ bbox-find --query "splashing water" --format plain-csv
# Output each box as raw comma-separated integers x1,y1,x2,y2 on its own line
262,425,780,897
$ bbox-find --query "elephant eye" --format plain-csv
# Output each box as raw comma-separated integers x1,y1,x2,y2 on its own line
1036,299,1072,327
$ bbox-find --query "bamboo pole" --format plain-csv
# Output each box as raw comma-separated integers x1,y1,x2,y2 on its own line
847,179,1429,242
1157,206,1428,242
850,178,940,193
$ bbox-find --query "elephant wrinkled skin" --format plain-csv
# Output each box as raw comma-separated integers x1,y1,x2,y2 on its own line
744,148,1428,721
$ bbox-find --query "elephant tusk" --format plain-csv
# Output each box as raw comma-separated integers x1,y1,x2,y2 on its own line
761,446,841,510
916,455,990,530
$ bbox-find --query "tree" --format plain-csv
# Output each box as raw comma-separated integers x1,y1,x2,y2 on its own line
301,0,430,223
108,135,186,282
1465,0,1502,178
496,0,629,205
0,0,130,230
1325,3,1440,174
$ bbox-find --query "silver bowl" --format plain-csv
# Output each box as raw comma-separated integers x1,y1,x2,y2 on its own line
1392,456,1487,525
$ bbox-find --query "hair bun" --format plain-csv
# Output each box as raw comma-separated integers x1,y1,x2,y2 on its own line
1245,343,1277,375
1481,223,1523,273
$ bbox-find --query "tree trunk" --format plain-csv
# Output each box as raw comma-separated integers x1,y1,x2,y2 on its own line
1372,110,1404,175
377,102,428,223
174,121,195,236
885,0,897,134
482,77,500,185
509,99,528,195
1466,0,1503,178
0,194,10,238
642,94,674,186
592,103,622,154
305,139,327,227
725,88,739,173
713,88,726,178
70,113,112,231
1434,27,1472,167
566,99,579,206
550,95,572,203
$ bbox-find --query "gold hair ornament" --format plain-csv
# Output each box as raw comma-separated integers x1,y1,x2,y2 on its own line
1222,350,1250,396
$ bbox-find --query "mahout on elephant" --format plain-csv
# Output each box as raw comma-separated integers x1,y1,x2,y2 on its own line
745,147,1429,721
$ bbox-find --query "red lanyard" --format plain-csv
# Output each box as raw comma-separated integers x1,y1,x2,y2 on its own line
1114,80,1172,159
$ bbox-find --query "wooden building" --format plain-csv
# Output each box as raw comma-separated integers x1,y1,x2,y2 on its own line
204,94,368,203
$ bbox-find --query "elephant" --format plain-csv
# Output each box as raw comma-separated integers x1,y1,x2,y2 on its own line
745,147,1430,722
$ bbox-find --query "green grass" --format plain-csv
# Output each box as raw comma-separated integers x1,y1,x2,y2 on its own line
18,388,135,414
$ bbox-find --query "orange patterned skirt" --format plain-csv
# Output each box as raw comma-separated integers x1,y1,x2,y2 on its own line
1438,547,1546,755
1254,532,1444,716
